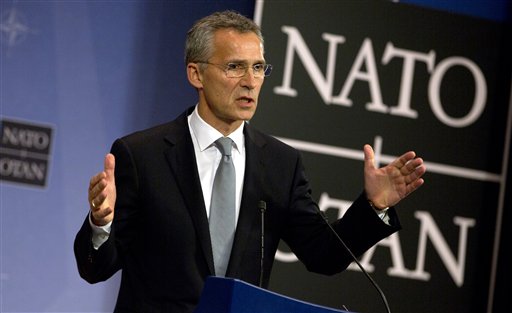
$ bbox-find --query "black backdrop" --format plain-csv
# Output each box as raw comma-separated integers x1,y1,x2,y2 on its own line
251,1,511,313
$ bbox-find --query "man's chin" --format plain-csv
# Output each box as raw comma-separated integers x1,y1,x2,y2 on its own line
238,106,256,120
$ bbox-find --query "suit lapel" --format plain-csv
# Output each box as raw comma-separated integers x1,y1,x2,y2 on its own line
163,110,215,276
227,123,267,277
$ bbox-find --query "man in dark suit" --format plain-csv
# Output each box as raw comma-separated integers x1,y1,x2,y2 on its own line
74,10,426,313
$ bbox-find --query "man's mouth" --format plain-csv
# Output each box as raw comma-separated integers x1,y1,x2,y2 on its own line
238,96,254,103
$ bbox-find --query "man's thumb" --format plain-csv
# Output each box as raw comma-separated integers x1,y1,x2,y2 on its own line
104,153,115,179
363,144,375,170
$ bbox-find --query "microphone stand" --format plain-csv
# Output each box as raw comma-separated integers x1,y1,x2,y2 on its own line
316,206,392,313
258,200,267,288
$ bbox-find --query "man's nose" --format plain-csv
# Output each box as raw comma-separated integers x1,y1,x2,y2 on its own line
239,69,260,89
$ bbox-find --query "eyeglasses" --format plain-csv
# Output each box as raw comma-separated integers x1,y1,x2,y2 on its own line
197,62,273,78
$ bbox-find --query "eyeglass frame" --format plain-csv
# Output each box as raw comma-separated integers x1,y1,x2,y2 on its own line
195,61,273,78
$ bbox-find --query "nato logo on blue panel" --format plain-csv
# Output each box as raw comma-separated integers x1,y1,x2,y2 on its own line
0,118,53,187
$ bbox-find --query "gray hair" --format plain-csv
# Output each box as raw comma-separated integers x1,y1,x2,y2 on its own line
185,10,264,66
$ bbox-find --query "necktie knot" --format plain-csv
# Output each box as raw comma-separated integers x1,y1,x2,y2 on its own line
215,137,233,157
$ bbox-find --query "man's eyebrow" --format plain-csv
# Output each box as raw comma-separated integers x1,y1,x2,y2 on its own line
226,59,266,64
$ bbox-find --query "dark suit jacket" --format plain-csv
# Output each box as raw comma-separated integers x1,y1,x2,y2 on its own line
74,107,400,312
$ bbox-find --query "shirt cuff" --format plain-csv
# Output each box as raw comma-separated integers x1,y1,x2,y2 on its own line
374,207,390,225
88,212,112,250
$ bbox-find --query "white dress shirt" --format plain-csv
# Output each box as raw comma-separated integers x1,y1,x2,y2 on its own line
187,105,246,222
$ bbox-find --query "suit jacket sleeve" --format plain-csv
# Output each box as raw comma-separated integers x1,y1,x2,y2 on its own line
73,137,139,283
278,149,400,275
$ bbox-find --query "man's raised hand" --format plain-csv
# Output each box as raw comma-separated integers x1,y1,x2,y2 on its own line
363,144,426,209
88,154,116,226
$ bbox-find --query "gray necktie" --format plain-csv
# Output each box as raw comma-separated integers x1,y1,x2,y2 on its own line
209,137,236,277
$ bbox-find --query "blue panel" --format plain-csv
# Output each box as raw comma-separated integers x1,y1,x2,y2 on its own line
195,277,348,313
0,1,255,312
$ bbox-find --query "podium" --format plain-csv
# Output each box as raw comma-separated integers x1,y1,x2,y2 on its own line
194,276,348,313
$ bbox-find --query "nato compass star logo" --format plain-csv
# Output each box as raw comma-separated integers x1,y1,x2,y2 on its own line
0,7,36,50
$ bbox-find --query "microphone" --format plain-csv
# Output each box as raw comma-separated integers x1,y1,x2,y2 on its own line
258,200,267,288
315,202,391,313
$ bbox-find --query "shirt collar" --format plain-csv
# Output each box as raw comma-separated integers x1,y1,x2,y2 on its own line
189,105,245,153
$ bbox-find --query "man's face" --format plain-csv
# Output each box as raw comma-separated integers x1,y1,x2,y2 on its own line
195,28,265,133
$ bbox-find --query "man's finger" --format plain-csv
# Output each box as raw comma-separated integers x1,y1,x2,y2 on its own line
89,172,106,191
394,151,417,169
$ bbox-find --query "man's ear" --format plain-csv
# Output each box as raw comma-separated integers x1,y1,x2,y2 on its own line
187,63,203,89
